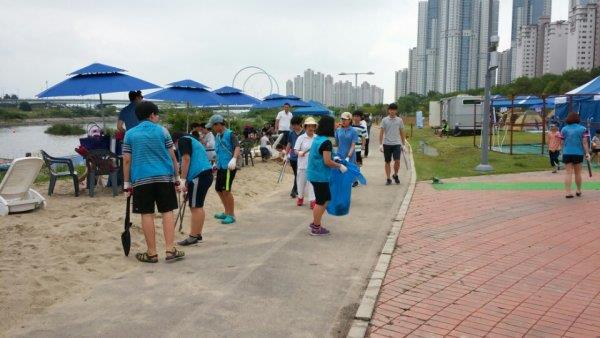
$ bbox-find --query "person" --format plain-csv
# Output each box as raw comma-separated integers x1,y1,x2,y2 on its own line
260,132,271,161
207,114,240,224
285,116,305,198
364,113,372,158
198,123,216,162
122,101,184,263
561,112,591,198
294,117,317,209
189,122,202,140
437,119,449,137
352,111,368,167
171,132,214,246
117,90,143,133
307,116,347,236
335,112,359,164
379,103,406,185
591,130,600,165
275,103,293,148
547,124,562,173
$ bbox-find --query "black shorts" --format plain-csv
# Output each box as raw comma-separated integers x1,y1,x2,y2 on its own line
215,169,236,192
383,144,402,163
562,154,584,164
311,181,331,206
132,182,178,214
187,170,213,208
355,151,363,165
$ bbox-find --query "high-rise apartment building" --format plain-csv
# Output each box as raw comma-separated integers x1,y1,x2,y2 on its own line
395,69,409,99
497,49,512,85
544,20,569,74
293,75,303,99
415,1,428,95
285,80,294,96
566,1,599,70
408,47,418,94
324,75,334,106
515,25,539,78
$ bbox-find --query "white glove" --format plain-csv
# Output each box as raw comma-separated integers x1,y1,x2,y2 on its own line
379,145,384,152
212,164,217,171
345,157,350,162
227,158,237,170
333,156,341,162
339,164,348,173
124,182,131,190
585,153,591,161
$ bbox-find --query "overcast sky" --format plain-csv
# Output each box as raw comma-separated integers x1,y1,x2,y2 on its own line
0,0,569,103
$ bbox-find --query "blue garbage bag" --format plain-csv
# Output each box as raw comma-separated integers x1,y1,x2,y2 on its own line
327,160,367,216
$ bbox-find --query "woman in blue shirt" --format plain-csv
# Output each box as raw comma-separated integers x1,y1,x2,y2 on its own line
307,116,347,236
335,112,359,163
561,112,591,198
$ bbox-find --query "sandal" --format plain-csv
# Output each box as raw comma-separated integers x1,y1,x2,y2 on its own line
135,252,158,263
165,248,185,262
566,195,574,199
576,191,582,197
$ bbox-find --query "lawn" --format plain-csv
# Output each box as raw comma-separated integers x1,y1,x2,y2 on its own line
406,126,550,181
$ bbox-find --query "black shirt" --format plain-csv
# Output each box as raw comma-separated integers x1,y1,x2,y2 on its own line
319,140,333,155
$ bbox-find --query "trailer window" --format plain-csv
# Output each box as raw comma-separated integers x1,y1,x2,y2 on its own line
462,99,482,105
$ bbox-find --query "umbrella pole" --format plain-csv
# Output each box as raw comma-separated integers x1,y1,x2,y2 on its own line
186,101,190,132
99,93,106,128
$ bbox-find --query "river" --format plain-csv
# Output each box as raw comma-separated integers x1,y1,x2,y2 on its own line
0,125,86,159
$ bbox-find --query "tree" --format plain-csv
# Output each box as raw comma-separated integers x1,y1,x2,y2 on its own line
2,94,10,100
18,101,32,111
10,94,18,100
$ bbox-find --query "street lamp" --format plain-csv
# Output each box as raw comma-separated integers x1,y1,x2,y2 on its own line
475,4,498,172
338,71,375,107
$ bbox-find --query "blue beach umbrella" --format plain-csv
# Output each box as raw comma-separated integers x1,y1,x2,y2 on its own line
213,86,261,106
293,100,334,116
252,94,310,109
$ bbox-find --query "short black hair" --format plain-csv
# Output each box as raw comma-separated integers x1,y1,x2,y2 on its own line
171,131,185,143
190,122,201,129
199,122,207,129
291,116,304,126
135,101,159,120
128,90,142,102
352,110,363,118
283,102,291,107
388,103,398,110
316,116,335,137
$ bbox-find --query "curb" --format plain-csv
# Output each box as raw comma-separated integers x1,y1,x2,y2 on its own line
346,149,417,338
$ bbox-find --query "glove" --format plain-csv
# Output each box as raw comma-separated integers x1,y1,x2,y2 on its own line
227,158,237,170
585,153,592,161
345,157,350,162
123,182,132,197
212,164,217,172
379,145,384,152
333,156,341,162
339,164,348,173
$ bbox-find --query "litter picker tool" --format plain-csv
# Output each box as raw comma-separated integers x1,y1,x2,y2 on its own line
121,196,132,256
277,159,288,184
587,158,593,178
175,193,188,233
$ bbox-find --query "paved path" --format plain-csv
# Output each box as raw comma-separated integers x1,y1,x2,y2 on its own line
8,135,411,338
369,172,600,337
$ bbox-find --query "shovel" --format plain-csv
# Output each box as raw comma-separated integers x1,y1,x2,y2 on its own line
121,195,132,256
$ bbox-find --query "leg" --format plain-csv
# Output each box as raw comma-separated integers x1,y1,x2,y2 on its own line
161,211,176,251
217,191,227,212
564,163,574,195
384,162,391,179
222,191,235,217
297,169,306,199
574,164,583,193
290,160,298,196
141,213,157,256
189,207,205,236
394,160,401,176
312,203,327,226
364,138,369,157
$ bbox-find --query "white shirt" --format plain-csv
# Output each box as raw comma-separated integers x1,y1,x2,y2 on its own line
294,133,315,169
276,110,293,131
360,120,369,139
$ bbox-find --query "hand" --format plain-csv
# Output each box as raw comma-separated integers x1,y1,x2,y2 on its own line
228,158,237,170
379,145,384,152
212,164,217,172
345,157,350,162
179,183,188,193
298,151,306,157
333,156,341,162
123,182,132,197
585,153,591,161
339,164,348,173
281,149,287,155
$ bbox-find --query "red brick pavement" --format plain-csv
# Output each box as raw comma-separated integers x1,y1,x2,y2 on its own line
368,174,600,338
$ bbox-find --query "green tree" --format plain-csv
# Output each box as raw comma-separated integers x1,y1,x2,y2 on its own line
18,101,32,111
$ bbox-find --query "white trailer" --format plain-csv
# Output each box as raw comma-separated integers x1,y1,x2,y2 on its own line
440,95,483,131
429,101,441,127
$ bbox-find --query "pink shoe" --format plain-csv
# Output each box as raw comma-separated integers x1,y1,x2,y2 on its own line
297,198,304,206
310,201,316,209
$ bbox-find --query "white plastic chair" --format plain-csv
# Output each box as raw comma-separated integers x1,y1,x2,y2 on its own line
0,157,46,216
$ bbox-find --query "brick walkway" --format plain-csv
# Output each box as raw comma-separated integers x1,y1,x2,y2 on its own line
368,173,600,338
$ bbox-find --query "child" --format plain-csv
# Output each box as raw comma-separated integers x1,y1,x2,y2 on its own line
592,130,600,165
307,116,347,236
352,111,368,167
294,117,317,209
122,101,184,263
259,132,271,161
547,124,562,173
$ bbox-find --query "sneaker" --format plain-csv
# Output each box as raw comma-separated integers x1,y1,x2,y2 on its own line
386,179,392,186
297,198,304,206
310,226,330,236
221,215,236,224
309,223,318,230
310,201,316,209
352,181,359,188
214,212,227,220
552,169,557,173
393,175,400,184
177,235,202,246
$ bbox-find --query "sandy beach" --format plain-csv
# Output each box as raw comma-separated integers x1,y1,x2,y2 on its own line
0,159,292,334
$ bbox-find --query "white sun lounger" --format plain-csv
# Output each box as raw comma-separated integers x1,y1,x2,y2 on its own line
0,157,46,216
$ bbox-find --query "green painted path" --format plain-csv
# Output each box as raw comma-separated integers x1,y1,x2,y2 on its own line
433,181,600,191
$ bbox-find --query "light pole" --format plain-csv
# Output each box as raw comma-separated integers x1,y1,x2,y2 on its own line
475,2,498,172
339,71,374,108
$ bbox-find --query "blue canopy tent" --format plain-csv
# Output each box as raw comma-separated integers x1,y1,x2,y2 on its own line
252,94,310,109
37,63,161,126
213,86,261,106
145,79,224,131
293,100,334,116
491,95,555,109
555,76,600,137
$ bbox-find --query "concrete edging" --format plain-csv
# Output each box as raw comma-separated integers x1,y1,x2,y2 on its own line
347,150,418,338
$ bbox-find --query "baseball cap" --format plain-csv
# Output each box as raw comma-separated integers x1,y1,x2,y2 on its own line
206,114,225,128
341,112,352,120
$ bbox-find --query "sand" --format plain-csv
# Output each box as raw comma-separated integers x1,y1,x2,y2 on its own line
0,159,293,334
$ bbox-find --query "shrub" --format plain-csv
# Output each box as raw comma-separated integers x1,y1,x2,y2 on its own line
45,123,85,136
18,101,32,111
0,108,25,120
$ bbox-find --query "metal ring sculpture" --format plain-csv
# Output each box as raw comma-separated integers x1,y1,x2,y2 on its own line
232,66,280,95
242,71,280,94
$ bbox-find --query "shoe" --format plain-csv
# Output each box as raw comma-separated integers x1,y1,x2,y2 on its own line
552,169,557,173
214,212,227,220
290,190,298,198
177,235,202,246
352,181,359,188
310,226,330,236
393,175,400,184
309,223,318,230
310,201,316,209
297,198,304,206
576,191,582,197
386,179,392,185
221,215,236,224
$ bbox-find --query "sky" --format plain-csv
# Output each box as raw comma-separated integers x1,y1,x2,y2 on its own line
0,0,570,103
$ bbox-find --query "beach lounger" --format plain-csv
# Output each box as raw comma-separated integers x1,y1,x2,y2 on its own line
0,157,46,216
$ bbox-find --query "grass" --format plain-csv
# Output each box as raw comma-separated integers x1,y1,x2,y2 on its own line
45,123,86,136
407,126,550,181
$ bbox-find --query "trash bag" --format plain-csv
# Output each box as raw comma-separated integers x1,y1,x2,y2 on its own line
327,160,367,216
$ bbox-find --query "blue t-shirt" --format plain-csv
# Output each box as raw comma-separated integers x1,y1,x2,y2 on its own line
123,120,174,186
287,129,304,161
335,126,359,160
561,124,587,156
118,102,140,130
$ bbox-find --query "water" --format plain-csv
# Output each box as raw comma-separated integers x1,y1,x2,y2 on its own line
0,125,85,159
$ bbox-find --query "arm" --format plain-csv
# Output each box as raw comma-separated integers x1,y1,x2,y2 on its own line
379,127,384,145
275,116,280,133
168,147,180,180
123,153,131,185
400,128,407,145
583,135,590,158
180,154,190,184
117,119,125,133
347,142,355,158
322,150,342,169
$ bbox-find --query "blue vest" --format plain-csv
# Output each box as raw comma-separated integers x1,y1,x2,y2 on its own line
181,135,212,181
215,129,234,169
307,135,332,183
124,121,174,184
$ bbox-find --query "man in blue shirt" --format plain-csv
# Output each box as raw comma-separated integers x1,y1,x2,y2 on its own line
285,116,305,198
123,101,184,263
117,90,143,133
